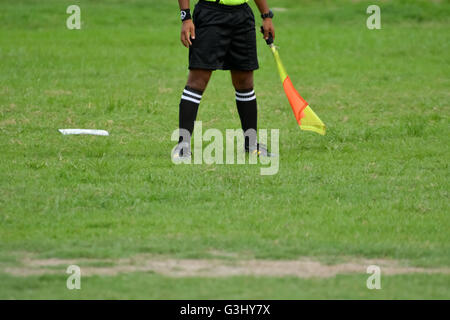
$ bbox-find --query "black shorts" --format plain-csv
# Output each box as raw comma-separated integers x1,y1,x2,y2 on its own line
189,0,259,71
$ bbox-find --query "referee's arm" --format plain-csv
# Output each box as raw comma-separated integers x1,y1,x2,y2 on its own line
178,0,195,47
254,0,275,40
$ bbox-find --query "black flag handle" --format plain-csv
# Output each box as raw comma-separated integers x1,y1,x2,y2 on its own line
260,26,274,46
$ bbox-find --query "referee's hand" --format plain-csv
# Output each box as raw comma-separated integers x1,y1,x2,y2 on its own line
181,20,196,48
262,18,275,41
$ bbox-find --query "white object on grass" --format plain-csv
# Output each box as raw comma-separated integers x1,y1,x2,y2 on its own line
58,129,109,136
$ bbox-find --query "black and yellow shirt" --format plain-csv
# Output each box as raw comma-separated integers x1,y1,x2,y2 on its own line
203,0,249,5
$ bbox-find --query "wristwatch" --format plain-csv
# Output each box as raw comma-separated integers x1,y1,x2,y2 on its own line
261,10,274,20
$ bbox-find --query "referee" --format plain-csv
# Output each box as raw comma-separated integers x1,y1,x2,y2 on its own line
173,0,276,161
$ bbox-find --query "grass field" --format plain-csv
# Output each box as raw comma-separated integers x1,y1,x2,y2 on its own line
0,0,449,299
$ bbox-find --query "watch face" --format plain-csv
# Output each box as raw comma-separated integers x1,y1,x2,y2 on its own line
263,11,274,19
181,11,186,20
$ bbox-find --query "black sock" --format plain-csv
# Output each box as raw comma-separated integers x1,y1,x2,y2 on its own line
179,86,203,144
235,88,257,148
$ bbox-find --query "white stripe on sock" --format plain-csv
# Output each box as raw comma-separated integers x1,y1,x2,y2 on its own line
183,89,202,99
236,95,256,102
235,90,255,97
181,95,201,104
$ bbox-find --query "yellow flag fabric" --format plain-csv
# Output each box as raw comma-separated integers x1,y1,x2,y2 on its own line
301,106,327,135
270,45,326,135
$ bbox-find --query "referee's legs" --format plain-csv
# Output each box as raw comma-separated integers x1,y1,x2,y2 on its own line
231,70,257,149
178,69,212,145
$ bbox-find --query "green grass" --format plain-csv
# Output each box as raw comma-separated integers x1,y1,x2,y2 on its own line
0,0,449,299
1,272,449,300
